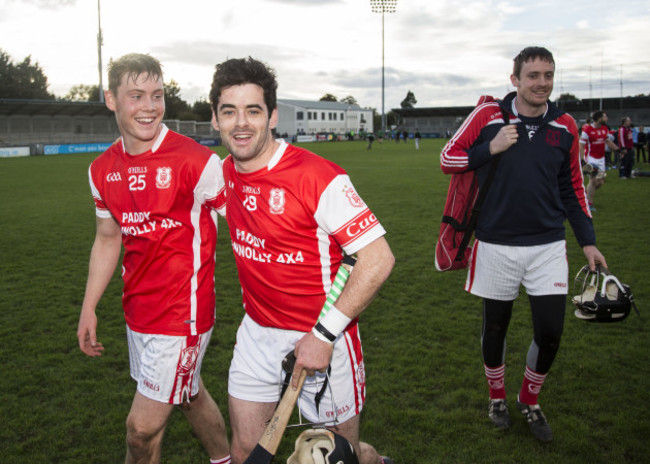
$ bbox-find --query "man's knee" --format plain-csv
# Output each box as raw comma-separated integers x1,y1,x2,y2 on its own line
229,439,252,464
126,419,158,454
125,410,167,454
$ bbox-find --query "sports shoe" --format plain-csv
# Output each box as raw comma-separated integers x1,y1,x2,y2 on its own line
516,399,553,442
488,399,511,429
380,457,395,464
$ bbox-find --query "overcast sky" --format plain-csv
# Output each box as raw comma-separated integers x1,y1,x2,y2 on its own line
1,0,649,110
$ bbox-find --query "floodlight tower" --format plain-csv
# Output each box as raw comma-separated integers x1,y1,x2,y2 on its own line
370,0,397,134
97,0,104,102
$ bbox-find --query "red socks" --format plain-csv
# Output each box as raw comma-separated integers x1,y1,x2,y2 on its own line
518,366,547,405
485,364,506,399
486,364,547,405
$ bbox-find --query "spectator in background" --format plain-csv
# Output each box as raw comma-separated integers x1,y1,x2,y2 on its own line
402,129,409,143
414,129,422,150
636,126,647,163
367,131,375,149
579,111,618,211
618,117,635,178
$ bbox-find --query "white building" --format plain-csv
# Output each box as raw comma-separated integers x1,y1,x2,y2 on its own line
276,99,373,140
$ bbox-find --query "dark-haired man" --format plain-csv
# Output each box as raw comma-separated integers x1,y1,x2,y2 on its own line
441,46,607,442
209,57,394,464
618,117,635,179
580,110,618,211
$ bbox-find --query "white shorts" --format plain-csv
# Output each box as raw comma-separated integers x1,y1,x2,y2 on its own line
465,240,569,300
587,156,606,179
127,326,212,404
229,314,365,425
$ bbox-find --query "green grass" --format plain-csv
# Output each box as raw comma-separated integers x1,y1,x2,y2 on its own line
1,139,648,463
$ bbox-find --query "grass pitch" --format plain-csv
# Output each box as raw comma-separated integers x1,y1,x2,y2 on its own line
0,139,648,463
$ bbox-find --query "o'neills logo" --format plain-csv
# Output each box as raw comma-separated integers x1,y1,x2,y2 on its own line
334,209,378,247
156,167,172,189
269,188,285,215
343,185,363,207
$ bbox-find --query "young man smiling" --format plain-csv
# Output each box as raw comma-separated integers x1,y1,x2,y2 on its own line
210,57,395,464
77,53,230,464
441,46,607,442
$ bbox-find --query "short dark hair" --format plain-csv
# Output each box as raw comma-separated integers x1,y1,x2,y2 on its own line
107,53,163,95
591,110,605,122
210,57,278,116
512,46,555,79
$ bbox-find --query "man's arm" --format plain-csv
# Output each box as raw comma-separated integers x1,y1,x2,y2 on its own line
579,140,586,163
291,237,394,387
606,138,619,152
77,216,122,357
441,106,516,174
583,245,607,272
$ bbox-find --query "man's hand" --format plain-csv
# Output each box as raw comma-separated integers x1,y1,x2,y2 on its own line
291,332,334,389
489,124,518,155
77,309,104,357
583,245,607,272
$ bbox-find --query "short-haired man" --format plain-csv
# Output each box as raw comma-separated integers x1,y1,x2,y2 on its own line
209,57,395,464
580,110,619,211
618,117,635,179
441,46,607,442
77,53,230,464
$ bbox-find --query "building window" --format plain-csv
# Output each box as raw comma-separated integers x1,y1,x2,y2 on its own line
297,111,304,120
340,113,344,121
333,113,337,121
322,112,326,120
307,112,312,120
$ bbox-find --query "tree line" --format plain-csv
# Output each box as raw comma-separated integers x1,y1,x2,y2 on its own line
0,49,213,121
1,49,421,125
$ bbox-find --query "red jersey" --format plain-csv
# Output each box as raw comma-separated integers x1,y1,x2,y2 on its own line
618,126,634,150
88,126,226,336
580,124,610,160
221,141,386,332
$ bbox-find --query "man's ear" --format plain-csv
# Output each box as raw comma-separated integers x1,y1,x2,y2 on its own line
211,111,220,131
105,90,116,112
510,73,519,88
269,108,279,130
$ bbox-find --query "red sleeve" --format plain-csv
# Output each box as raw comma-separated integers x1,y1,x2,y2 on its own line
440,103,502,174
566,117,591,217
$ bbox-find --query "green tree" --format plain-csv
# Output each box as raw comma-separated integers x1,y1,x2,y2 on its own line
192,99,213,121
400,90,417,109
319,93,338,102
373,109,399,130
341,95,358,105
164,79,189,119
557,93,579,102
0,49,54,99
64,84,100,101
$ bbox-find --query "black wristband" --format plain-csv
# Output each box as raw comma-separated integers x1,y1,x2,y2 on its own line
314,322,336,342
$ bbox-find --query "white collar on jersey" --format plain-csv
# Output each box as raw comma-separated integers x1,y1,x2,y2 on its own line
267,138,289,171
511,97,548,120
120,123,168,154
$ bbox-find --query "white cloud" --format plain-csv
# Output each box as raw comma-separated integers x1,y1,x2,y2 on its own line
1,0,648,108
